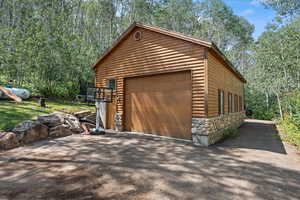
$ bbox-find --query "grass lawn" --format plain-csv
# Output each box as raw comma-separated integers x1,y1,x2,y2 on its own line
0,99,95,131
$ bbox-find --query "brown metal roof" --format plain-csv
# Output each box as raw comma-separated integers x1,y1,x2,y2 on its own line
92,22,246,83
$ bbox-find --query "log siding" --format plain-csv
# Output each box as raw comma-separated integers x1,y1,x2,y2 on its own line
95,27,206,125
207,50,244,117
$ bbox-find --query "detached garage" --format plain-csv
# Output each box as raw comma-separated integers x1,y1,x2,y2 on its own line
124,71,192,139
93,22,246,146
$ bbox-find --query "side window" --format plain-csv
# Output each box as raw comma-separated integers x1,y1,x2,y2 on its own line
221,90,225,114
234,94,238,112
231,94,235,113
107,78,116,91
218,89,225,115
228,92,231,113
239,96,243,111
241,96,244,111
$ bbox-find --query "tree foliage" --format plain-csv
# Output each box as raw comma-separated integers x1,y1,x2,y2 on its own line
245,1,300,121
0,0,299,134
0,0,254,98
262,0,300,17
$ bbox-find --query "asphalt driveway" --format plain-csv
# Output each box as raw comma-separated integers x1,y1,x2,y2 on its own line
0,119,300,200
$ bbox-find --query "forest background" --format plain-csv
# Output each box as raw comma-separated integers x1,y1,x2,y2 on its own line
0,0,299,145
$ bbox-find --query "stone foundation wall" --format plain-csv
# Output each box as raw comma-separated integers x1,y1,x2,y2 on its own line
192,111,245,146
115,113,123,132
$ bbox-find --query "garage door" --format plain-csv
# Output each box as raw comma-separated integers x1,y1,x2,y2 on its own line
124,71,192,139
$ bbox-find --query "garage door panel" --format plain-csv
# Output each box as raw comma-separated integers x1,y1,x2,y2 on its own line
125,71,191,139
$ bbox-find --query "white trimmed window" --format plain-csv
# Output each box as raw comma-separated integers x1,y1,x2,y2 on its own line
218,89,225,115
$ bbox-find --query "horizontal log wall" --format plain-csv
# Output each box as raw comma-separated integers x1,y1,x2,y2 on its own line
207,50,244,117
95,27,206,119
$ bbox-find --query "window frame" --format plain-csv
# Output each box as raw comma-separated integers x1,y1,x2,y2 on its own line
231,93,234,113
234,94,238,112
228,92,231,113
107,78,117,91
239,96,243,112
218,89,225,115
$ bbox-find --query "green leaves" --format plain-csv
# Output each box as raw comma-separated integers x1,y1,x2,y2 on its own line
0,0,256,99
245,10,300,120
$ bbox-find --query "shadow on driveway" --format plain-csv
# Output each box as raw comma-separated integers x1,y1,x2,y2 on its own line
216,119,287,154
0,119,299,200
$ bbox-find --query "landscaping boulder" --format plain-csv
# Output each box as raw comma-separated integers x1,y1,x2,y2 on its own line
49,124,73,138
37,112,64,127
0,132,19,150
74,110,92,120
81,122,96,131
12,120,48,144
80,113,97,125
81,122,96,134
64,114,83,133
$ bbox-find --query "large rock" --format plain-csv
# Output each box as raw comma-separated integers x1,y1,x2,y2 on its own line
49,124,73,138
80,113,97,125
37,112,64,127
81,122,96,131
81,122,96,134
0,132,20,150
13,120,48,144
74,110,92,120
64,114,83,133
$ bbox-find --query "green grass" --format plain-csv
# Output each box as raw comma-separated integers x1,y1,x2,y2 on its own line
0,100,95,131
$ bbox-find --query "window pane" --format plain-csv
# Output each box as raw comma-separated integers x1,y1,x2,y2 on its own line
107,79,116,90
218,89,225,115
221,90,222,115
218,89,221,115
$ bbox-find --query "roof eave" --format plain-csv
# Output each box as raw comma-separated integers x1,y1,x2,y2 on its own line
210,43,247,83
91,22,246,84
91,22,138,69
92,22,212,69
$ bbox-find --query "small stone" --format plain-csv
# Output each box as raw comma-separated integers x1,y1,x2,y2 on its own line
49,124,72,138
0,132,19,150
81,122,96,131
80,113,97,124
64,114,83,133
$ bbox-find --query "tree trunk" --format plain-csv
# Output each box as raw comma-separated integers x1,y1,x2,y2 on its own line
276,92,283,120
265,92,269,110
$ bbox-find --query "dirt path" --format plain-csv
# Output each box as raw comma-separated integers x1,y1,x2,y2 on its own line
0,119,300,200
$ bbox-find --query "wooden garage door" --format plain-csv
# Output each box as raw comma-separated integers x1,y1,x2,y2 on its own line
124,71,192,139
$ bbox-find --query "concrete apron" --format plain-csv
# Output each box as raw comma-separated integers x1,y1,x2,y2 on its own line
106,111,246,147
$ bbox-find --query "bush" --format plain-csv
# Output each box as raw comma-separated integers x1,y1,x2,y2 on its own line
278,114,300,149
252,109,275,120
222,127,239,140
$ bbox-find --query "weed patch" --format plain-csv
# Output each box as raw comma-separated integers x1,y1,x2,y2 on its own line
222,128,239,140
277,116,300,149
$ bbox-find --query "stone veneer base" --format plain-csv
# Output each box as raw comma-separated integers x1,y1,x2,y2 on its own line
114,113,123,132
192,111,246,146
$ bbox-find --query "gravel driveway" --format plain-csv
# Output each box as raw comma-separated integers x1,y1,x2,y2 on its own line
0,119,300,200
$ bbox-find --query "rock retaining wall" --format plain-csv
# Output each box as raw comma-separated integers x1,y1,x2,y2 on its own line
0,110,96,151
192,111,245,146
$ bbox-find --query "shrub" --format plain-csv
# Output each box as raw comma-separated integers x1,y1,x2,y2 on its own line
222,127,239,140
278,114,300,149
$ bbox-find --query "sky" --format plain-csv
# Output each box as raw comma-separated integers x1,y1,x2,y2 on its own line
222,0,276,39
